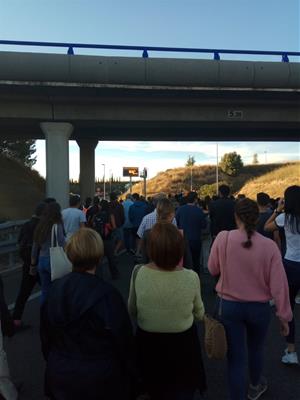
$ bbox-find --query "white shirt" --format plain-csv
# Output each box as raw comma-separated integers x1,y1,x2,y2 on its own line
276,212,300,262
62,208,86,239
137,209,177,238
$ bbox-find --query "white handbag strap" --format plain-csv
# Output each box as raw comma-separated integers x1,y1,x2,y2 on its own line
51,224,58,247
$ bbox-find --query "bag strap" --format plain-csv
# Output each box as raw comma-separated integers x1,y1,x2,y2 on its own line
51,224,58,247
218,231,230,317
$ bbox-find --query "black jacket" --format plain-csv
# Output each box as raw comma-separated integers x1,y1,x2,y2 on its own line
40,272,136,400
209,198,236,237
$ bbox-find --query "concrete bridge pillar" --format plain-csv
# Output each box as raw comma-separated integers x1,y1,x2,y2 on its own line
40,122,73,209
76,139,98,202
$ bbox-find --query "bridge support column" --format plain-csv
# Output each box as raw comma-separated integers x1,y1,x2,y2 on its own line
76,139,98,202
40,122,73,209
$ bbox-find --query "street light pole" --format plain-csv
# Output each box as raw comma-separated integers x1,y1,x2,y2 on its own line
101,163,106,199
190,167,193,191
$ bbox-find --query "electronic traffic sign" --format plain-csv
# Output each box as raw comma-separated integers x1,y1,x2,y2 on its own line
123,167,139,177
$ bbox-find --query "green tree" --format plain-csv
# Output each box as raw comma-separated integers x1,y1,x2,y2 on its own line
185,155,196,167
0,139,36,167
198,181,228,198
219,152,243,176
252,153,259,164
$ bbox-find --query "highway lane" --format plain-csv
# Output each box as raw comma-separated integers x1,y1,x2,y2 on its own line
2,255,300,400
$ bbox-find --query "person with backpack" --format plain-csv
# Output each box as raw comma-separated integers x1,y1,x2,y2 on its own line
88,198,119,280
12,202,47,328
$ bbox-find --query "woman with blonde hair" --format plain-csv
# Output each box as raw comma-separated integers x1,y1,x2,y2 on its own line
40,228,135,400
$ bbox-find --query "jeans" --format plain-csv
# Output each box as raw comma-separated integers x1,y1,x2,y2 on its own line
283,258,300,344
123,227,134,251
188,240,202,275
38,256,51,304
103,240,119,279
13,248,38,320
218,299,271,400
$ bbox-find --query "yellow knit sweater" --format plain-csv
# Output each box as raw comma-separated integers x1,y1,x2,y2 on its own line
128,265,205,333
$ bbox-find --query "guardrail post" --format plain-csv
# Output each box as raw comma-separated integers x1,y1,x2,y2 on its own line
67,46,74,55
282,54,289,62
214,52,220,60
142,49,149,58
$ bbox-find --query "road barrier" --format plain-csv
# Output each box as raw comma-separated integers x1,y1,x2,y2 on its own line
0,220,27,268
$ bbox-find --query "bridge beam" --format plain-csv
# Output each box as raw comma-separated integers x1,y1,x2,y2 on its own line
40,122,73,209
76,139,98,202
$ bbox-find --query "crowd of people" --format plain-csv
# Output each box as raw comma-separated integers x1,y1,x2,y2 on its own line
0,184,299,400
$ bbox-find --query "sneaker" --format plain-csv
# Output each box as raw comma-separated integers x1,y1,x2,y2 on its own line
248,377,268,400
281,349,299,365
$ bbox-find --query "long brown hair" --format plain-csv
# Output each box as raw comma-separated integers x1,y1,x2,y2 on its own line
235,198,259,248
34,202,63,245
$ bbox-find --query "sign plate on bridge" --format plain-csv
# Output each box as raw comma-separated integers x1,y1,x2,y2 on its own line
227,110,243,119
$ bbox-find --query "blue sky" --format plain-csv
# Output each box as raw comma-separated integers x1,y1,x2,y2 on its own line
1,0,299,180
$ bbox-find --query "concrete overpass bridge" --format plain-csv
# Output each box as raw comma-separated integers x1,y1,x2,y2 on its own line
0,42,299,206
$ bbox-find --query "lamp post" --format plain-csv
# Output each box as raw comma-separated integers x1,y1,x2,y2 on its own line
190,167,193,191
101,163,106,199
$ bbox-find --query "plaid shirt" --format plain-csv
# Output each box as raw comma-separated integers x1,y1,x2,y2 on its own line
137,209,177,238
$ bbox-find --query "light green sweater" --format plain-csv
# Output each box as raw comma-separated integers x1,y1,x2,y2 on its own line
128,265,205,333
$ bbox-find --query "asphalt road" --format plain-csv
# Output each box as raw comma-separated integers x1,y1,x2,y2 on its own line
2,254,300,400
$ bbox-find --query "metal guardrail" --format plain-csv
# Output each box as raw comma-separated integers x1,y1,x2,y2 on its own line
0,40,299,62
0,220,28,268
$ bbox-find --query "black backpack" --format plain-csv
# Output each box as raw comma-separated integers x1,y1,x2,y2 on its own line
91,210,111,240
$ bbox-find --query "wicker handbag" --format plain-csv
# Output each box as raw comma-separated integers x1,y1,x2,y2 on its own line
203,313,227,360
204,232,229,360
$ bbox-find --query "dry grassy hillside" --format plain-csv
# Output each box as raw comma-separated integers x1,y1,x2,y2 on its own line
0,155,45,221
238,162,300,199
129,162,299,197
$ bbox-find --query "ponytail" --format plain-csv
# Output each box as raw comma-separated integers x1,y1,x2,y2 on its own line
235,198,259,249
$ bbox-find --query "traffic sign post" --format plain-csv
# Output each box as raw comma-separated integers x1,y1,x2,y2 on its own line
140,167,147,198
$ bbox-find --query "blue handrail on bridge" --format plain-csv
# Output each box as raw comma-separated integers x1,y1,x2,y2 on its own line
0,39,299,62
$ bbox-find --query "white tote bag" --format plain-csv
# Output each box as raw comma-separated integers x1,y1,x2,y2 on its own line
50,224,72,281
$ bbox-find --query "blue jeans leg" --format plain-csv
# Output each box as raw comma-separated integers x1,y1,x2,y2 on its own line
38,256,51,304
220,299,271,400
246,304,271,386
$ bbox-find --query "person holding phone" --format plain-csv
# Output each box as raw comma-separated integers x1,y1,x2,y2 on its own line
265,185,300,365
